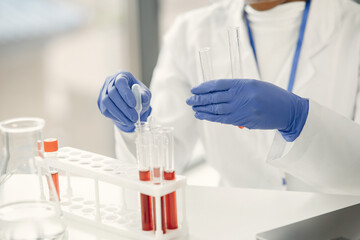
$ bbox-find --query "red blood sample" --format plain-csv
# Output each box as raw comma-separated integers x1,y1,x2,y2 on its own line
153,167,161,180
164,171,178,229
51,172,60,200
139,170,154,231
161,197,166,233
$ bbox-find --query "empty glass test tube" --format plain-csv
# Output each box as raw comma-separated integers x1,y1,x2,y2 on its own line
228,26,243,78
161,127,178,230
135,122,154,231
199,47,214,82
228,27,246,129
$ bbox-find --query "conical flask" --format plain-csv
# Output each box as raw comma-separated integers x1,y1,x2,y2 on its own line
0,118,66,240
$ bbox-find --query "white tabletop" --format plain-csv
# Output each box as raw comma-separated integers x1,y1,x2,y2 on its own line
64,183,360,240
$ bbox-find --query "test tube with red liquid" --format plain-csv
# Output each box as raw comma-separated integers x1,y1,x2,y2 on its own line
44,138,61,201
151,128,166,234
135,123,154,231
162,127,178,230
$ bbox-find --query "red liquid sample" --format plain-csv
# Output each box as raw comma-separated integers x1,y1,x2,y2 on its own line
153,167,161,180
139,170,154,231
51,172,60,201
164,171,178,229
46,171,60,201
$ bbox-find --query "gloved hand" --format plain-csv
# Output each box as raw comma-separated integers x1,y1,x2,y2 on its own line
97,71,152,132
186,79,309,142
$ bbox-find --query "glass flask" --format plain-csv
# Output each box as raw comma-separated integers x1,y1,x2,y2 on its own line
0,118,67,240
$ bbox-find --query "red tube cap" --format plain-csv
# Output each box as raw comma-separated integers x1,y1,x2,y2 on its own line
44,138,58,152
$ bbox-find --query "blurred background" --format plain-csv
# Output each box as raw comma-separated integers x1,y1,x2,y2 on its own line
1,0,359,185
0,0,219,185
0,0,209,156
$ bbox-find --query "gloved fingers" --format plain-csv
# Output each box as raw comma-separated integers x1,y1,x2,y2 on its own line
103,96,134,126
97,76,115,113
191,79,234,94
140,107,152,122
186,91,232,106
141,90,152,108
102,108,117,120
113,120,135,133
192,103,233,115
98,94,107,115
194,111,230,124
108,85,138,122
114,73,137,108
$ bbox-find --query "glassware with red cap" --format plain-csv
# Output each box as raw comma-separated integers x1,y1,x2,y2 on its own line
0,118,66,239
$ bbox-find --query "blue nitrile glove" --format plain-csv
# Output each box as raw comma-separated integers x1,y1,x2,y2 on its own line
97,71,152,132
186,79,309,142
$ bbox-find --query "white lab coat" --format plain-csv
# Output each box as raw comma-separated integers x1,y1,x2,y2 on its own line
115,0,360,195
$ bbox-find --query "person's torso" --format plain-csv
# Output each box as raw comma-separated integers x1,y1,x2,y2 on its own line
164,0,360,189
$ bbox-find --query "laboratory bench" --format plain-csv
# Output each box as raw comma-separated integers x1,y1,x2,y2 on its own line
65,183,360,240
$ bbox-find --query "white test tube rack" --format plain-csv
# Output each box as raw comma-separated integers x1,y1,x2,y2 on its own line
45,147,188,240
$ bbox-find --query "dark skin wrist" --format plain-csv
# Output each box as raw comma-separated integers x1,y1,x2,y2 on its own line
250,0,306,11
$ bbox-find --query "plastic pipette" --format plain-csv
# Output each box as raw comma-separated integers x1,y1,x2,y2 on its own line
131,84,142,124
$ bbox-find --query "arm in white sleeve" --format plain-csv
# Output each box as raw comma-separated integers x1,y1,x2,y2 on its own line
268,67,360,195
115,16,199,173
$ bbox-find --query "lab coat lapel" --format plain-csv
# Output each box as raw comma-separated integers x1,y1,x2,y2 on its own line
292,0,340,93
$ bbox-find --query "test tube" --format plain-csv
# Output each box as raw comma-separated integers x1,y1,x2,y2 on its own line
36,140,46,201
199,47,214,82
162,127,178,230
44,138,60,201
135,122,154,231
228,26,243,78
151,127,163,185
151,128,166,234
228,27,245,129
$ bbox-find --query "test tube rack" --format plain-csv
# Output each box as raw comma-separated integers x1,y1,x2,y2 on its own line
46,147,188,240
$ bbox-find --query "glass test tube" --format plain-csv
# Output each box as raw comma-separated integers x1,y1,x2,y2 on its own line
228,26,243,78
199,47,214,82
151,128,166,234
228,27,245,129
44,138,60,201
162,127,178,230
135,122,154,231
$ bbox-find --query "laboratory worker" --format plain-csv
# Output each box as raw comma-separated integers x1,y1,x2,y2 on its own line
98,0,360,195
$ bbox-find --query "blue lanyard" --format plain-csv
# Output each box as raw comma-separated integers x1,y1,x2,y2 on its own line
244,0,311,92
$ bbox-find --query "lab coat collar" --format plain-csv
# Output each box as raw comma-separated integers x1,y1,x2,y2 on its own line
216,0,341,92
